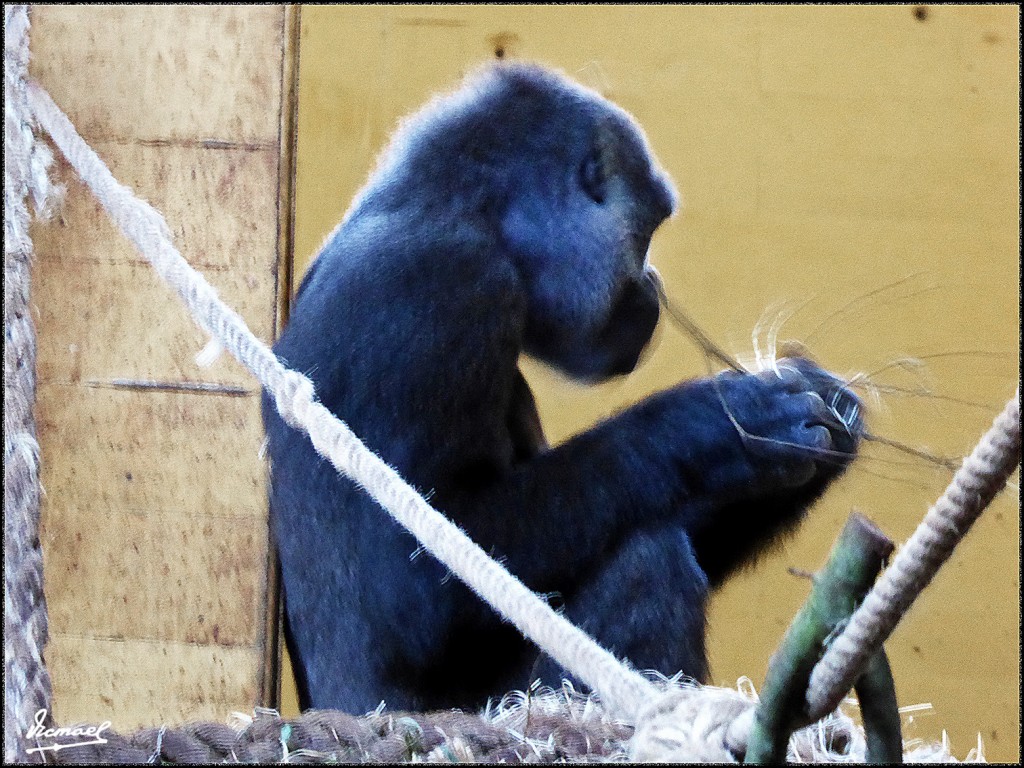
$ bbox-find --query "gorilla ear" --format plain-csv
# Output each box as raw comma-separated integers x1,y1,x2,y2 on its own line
579,147,608,204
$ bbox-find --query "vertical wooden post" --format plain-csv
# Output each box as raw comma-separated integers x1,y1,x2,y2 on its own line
260,4,302,713
27,6,295,728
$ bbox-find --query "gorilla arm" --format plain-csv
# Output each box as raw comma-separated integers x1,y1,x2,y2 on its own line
442,358,862,595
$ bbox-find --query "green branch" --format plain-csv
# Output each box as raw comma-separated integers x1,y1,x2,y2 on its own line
745,511,900,764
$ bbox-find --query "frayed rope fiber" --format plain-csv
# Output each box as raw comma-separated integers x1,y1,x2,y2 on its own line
37,696,636,764
23,682,960,765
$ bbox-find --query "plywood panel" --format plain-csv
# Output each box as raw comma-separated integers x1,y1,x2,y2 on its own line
29,6,285,143
32,142,279,388
292,6,1019,760
35,385,265,520
42,501,266,649
28,5,293,728
33,252,272,389
46,636,259,730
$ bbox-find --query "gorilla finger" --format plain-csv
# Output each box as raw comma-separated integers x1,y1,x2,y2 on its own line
801,391,848,431
766,391,842,432
797,423,834,454
779,356,852,396
756,361,818,395
715,368,750,384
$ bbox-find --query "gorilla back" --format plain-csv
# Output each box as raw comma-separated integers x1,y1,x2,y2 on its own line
263,62,862,713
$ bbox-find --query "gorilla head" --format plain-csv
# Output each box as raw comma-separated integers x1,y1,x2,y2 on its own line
349,63,677,381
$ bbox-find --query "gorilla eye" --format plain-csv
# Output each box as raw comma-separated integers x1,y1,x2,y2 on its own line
579,149,608,204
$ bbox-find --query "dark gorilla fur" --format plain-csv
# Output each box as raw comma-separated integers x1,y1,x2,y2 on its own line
263,62,863,713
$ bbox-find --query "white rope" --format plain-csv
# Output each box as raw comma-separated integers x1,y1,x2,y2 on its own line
805,390,1021,719
24,79,658,723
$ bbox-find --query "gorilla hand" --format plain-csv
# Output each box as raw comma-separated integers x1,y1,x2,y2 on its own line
661,356,863,584
702,357,861,495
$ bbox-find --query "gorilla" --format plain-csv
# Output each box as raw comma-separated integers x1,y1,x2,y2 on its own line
262,62,862,713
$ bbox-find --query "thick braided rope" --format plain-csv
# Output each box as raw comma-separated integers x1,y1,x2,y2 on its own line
43,701,636,764
4,6,56,763
25,79,658,723
806,390,1021,719
42,685,872,764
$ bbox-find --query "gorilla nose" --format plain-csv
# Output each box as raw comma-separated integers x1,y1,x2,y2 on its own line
609,345,645,376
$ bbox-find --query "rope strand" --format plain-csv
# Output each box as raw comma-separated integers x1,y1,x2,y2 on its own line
806,390,1021,719
4,6,56,763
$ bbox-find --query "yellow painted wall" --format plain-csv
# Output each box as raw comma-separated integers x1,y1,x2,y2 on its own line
289,6,1019,760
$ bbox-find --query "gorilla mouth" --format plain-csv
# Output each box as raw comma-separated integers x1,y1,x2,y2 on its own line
598,276,661,376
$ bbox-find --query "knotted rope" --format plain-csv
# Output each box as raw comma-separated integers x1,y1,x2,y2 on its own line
805,391,1021,719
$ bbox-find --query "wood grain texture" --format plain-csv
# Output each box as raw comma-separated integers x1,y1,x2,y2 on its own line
29,5,290,727
41,497,267,649
28,6,285,143
35,385,266,521
45,635,259,730
31,140,280,388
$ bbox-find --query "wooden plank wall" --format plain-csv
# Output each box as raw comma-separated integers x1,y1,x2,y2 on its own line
28,6,295,728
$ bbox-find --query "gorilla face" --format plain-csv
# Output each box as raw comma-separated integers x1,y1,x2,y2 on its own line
501,114,676,382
